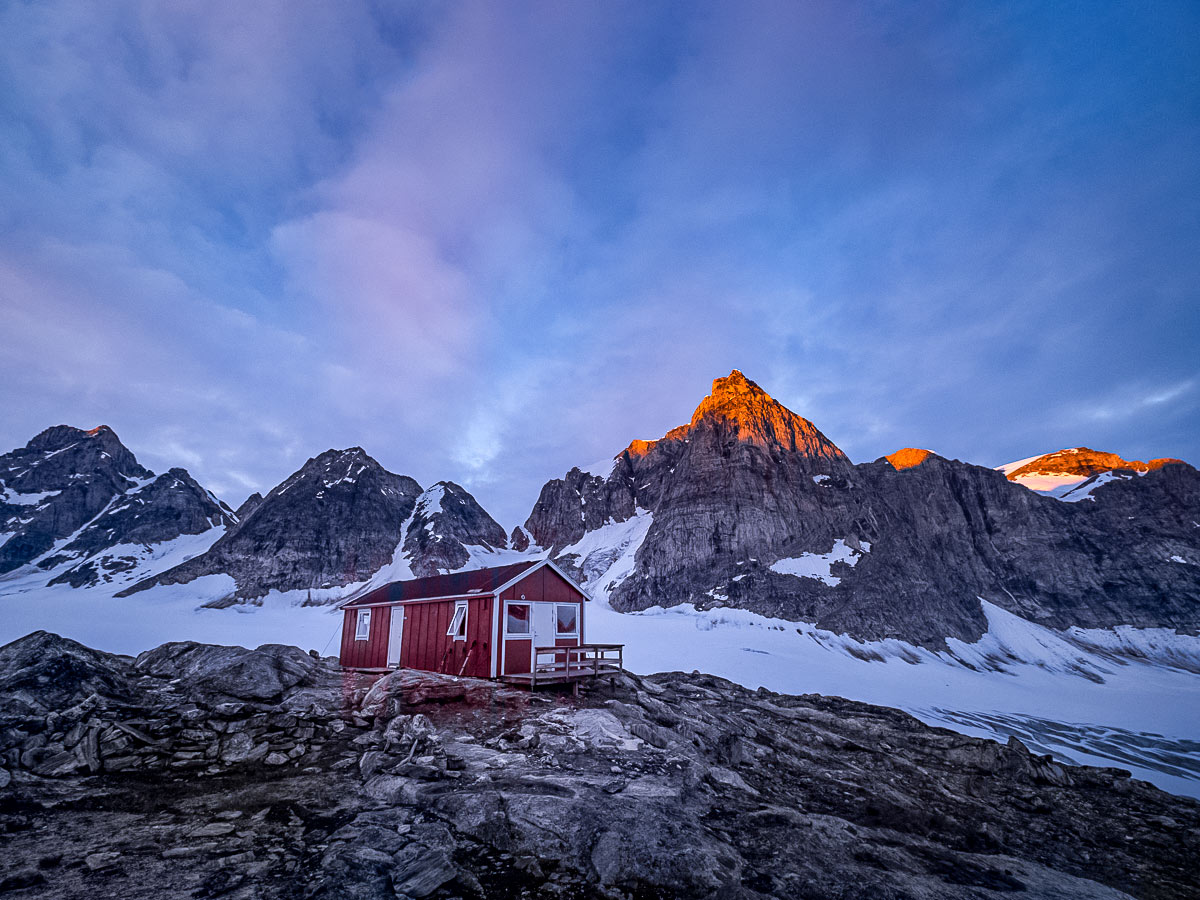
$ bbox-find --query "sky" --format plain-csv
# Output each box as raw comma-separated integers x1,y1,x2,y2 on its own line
1,1,1198,527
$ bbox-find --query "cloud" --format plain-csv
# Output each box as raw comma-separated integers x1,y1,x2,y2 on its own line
1,1,1197,528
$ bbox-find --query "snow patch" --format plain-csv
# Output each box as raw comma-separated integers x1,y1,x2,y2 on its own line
456,542,547,572
2,525,228,591
1,487,62,506
415,483,447,515
557,508,653,606
1008,472,1091,496
1058,470,1130,502
994,455,1043,476
42,441,80,459
769,539,866,586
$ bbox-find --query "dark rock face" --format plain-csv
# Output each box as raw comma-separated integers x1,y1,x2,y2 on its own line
402,482,509,577
123,454,511,601
527,370,850,551
233,492,264,522
0,426,233,586
509,525,530,552
525,372,1200,647
124,448,424,600
0,631,1197,899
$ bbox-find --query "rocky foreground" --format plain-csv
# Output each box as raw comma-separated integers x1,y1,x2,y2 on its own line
0,633,1197,900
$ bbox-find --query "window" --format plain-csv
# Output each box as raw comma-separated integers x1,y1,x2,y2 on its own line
556,604,578,636
505,602,531,636
447,601,468,640
355,609,371,641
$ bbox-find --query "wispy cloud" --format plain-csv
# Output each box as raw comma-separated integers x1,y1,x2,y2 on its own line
1,1,1197,525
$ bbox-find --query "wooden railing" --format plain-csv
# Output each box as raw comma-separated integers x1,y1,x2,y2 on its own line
529,643,624,687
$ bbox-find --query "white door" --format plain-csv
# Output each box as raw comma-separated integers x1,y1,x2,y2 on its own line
532,602,556,664
387,606,404,667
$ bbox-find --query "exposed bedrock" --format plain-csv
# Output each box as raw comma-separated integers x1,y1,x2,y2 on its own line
526,371,1200,647
0,631,1196,899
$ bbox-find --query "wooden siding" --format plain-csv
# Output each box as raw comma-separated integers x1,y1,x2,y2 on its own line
498,566,586,674
339,607,390,669
341,562,586,676
399,596,492,678
502,635,532,675
498,565,585,606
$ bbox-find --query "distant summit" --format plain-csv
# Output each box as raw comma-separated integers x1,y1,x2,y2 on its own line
620,369,848,467
1003,447,1182,480
998,447,1185,500
122,447,516,601
885,448,937,470
525,370,1200,648
0,425,232,586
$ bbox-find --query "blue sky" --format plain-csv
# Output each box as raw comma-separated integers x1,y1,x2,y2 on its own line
2,1,1198,526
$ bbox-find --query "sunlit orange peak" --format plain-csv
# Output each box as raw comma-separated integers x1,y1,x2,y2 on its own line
1005,447,1187,480
625,438,657,458
886,448,935,470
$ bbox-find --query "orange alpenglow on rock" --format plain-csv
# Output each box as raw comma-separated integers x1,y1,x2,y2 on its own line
886,448,936,470
624,370,848,463
1005,447,1184,480
624,438,658,458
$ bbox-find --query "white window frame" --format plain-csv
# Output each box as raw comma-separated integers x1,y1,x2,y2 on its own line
447,601,468,641
354,609,371,641
504,601,532,638
555,603,579,637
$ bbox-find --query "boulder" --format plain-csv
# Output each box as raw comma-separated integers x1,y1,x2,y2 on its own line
0,631,133,716
360,669,524,716
219,733,269,765
390,843,458,898
135,641,317,701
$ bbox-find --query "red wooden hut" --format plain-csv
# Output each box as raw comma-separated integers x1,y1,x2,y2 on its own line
338,559,621,684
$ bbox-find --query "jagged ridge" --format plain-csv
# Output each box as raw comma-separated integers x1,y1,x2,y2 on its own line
0,425,233,586
526,372,1200,647
121,449,513,601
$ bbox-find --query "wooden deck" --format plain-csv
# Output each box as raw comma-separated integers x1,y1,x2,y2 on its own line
499,643,624,689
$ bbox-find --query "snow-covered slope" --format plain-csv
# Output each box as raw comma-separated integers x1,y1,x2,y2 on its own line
0,426,236,589
998,447,1184,500
580,595,1200,798
4,566,1197,798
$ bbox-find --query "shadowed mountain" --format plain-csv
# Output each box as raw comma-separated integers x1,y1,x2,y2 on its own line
0,425,234,588
121,448,513,602
526,371,1200,647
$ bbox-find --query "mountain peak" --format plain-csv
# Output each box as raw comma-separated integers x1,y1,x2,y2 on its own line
886,448,937,470
620,371,848,465
1004,447,1185,481
690,369,765,425
687,371,849,463
312,446,371,465
26,425,93,452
